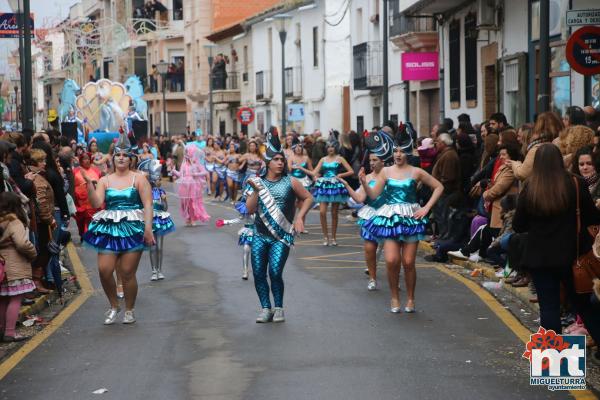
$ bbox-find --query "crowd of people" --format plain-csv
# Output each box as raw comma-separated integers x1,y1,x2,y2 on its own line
0,104,599,365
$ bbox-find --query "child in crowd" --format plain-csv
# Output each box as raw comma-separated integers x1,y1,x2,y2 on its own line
0,192,37,342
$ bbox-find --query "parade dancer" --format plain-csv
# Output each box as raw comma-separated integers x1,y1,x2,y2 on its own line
239,140,264,187
311,133,354,246
82,133,154,324
245,129,313,323
138,159,175,281
172,145,210,226
361,131,443,313
340,132,390,291
288,140,313,233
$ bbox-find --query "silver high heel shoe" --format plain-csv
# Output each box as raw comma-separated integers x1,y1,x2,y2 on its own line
104,307,121,325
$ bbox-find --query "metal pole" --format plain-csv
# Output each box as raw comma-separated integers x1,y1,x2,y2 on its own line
538,0,550,113
208,55,214,136
162,73,167,136
438,16,445,124
22,0,33,131
17,2,25,129
382,0,389,123
280,30,287,136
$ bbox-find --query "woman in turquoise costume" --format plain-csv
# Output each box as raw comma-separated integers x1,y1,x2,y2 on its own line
311,133,354,246
82,134,155,325
340,132,389,291
288,139,313,233
138,159,175,282
246,128,313,323
361,131,443,313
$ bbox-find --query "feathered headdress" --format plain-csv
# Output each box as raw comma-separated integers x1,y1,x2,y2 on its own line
365,130,395,163
264,127,284,161
327,130,340,151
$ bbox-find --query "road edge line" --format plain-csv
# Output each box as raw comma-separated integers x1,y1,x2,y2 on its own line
434,265,597,400
0,243,93,381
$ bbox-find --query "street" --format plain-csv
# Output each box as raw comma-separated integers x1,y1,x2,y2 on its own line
0,187,574,399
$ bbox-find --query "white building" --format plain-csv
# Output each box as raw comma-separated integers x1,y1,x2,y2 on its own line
204,0,352,136
349,0,406,134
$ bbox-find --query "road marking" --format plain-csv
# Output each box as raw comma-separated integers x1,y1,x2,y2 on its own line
433,265,597,400
299,251,364,260
0,243,93,381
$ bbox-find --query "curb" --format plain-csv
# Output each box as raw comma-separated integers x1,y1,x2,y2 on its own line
18,269,75,322
418,241,540,314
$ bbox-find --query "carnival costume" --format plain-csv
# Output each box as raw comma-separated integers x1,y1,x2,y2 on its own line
290,161,312,189
361,130,427,243
172,145,211,224
247,131,297,321
83,136,146,253
215,198,255,280
138,159,175,280
312,137,349,203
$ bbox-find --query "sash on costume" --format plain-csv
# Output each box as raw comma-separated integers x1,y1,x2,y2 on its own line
249,176,294,246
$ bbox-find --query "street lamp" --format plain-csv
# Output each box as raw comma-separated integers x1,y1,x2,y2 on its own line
156,60,169,136
203,43,217,136
274,14,292,136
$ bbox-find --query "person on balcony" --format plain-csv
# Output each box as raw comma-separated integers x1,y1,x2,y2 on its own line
212,54,228,91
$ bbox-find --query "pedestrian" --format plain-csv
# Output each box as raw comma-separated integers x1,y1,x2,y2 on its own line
512,144,600,365
288,140,313,232
431,133,461,238
81,134,155,324
361,130,443,313
172,145,210,226
0,192,37,342
245,129,313,323
311,133,354,246
340,131,390,291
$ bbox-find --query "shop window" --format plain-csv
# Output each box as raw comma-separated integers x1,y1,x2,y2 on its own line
464,13,477,103
534,42,570,116
585,74,600,109
448,19,460,105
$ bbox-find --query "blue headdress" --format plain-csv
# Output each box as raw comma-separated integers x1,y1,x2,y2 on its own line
327,130,340,152
138,158,162,184
114,132,136,156
364,130,395,163
264,127,284,161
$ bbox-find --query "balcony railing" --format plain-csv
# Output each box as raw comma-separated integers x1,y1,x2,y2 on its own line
353,42,383,90
284,66,302,98
256,70,273,101
389,14,437,37
213,72,239,91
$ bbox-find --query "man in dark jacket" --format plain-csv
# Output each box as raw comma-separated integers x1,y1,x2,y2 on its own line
432,133,461,238
6,132,34,197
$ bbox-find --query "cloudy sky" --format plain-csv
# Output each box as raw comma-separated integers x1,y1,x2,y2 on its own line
0,0,79,71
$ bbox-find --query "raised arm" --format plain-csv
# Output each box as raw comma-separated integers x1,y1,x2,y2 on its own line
360,168,386,200
309,158,324,179
339,177,367,203
83,173,107,209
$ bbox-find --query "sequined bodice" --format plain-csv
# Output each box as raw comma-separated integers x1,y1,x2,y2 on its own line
152,187,165,211
291,162,307,178
366,179,387,208
384,178,418,204
105,187,143,211
321,161,340,178
255,176,296,237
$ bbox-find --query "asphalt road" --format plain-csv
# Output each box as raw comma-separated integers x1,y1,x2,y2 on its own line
0,185,574,400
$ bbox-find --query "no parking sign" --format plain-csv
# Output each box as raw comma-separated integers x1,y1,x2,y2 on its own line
566,26,600,76
237,107,255,125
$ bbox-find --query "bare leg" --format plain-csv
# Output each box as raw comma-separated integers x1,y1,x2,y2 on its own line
319,203,329,243
401,242,418,308
331,203,339,242
117,251,143,311
211,173,218,197
98,253,119,309
226,177,234,201
383,240,402,309
364,240,378,281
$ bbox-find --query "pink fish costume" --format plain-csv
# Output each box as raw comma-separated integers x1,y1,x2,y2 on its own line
172,145,211,225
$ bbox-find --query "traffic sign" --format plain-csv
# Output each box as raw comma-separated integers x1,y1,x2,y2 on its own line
237,107,254,125
566,9,600,27
566,26,600,76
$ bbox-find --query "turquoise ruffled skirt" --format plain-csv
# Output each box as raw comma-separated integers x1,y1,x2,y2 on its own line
312,177,349,203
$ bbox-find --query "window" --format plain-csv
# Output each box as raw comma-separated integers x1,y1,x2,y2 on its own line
448,19,461,104
356,8,363,43
357,115,364,133
585,74,600,109
464,13,477,102
173,0,183,20
534,42,570,115
243,45,248,83
313,26,319,67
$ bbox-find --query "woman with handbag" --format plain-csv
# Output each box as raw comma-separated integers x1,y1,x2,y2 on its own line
513,144,600,363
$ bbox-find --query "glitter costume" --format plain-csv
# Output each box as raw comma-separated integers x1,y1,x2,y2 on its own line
290,161,312,189
312,160,349,203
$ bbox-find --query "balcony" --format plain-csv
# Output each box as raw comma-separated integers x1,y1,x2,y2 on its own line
353,42,383,90
213,72,241,104
284,66,302,99
389,14,438,52
256,70,273,102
